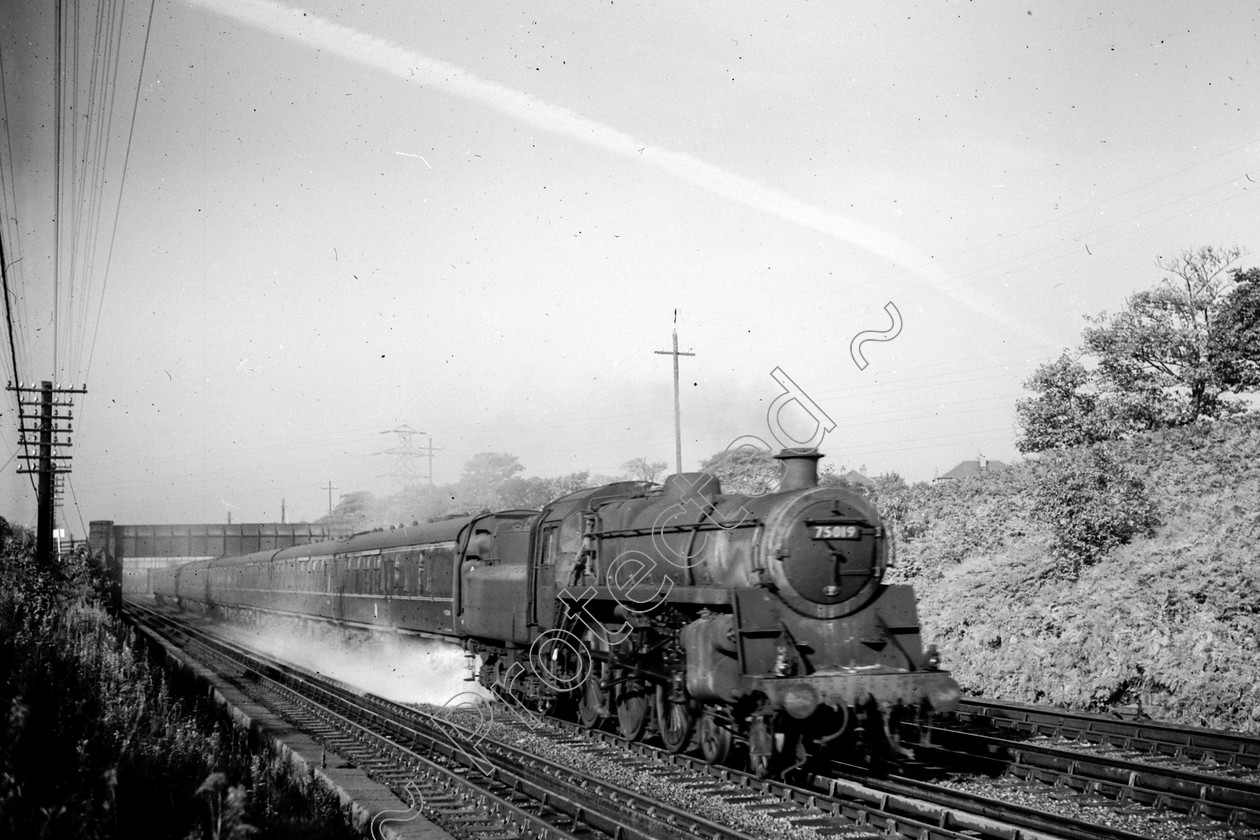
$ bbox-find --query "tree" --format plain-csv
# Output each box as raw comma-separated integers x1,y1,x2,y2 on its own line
1015,352,1119,453
1083,246,1255,425
542,470,593,500
322,490,379,530
457,452,525,509
1019,247,1260,452
1214,266,1260,391
698,446,782,495
621,457,668,483
497,471,592,509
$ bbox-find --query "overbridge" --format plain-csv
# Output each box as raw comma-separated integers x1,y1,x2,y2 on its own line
89,521,348,595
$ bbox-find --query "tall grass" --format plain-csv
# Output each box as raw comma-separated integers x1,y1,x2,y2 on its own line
0,522,357,839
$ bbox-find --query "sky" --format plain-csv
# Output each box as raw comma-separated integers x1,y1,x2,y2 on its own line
1,0,1258,531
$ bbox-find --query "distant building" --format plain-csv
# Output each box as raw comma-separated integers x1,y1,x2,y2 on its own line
840,469,876,488
935,454,1010,481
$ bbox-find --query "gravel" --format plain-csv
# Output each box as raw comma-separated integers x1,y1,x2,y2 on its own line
426,704,836,840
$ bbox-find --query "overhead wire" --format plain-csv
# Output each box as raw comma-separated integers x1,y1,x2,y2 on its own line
82,0,156,384
0,0,158,529
66,474,88,539
69,0,126,382
0,38,30,392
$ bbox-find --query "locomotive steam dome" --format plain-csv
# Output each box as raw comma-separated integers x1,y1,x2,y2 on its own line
761,449,887,619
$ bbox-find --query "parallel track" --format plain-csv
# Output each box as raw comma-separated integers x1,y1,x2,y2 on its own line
904,699,1260,837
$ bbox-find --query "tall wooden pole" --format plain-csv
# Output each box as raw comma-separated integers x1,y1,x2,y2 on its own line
37,381,54,566
654,321,695,474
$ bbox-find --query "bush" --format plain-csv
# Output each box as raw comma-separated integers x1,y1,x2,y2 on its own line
1030,446,1159,578
907,415,1260,731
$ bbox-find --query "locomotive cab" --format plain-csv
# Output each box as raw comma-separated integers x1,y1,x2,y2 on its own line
457,510,539,644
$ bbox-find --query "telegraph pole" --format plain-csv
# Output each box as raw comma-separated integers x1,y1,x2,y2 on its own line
421,435,442,491
10,380,86,567
654,315,695,475
323,480,337,518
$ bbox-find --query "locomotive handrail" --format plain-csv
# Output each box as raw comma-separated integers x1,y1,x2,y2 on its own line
589,518,762,539
558,583,734,605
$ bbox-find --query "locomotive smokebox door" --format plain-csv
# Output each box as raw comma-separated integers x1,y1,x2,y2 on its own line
763,492,887,620
786,502,879,604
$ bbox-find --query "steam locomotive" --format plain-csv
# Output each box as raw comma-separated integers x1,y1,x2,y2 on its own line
150,448,958,775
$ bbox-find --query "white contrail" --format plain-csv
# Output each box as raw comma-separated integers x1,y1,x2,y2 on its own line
191,0,1050,344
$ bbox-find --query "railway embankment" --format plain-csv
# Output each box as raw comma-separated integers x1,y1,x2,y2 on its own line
886,414,1260,731
0,532,360,840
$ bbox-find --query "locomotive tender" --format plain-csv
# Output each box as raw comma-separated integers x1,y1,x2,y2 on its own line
151,448,958,775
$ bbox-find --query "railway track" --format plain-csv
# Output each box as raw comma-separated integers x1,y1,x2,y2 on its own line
954,698,1260,774
125,603,767,840
897,699,1260,838
479,703,1203,840
126,602,1260,840
446,691,1260,840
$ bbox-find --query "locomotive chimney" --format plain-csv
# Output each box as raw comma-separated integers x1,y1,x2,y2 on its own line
775,448,823,491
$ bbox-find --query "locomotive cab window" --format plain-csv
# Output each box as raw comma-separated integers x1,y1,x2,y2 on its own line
555,511,583,584
540,526,557,565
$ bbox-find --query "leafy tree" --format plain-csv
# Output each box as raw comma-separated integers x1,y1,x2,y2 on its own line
380,483,453,526
457,452,525,509
871,471,909,495
1083,246,1255,424
321,490,378,530
1015,353,1119,453
1214,266,1260,390
621,457,668,483
1018,247,1260,451
698,446,782,495
497,473,592,509
542,470,593,500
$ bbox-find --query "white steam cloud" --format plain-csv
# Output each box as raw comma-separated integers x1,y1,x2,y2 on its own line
214,621,491,706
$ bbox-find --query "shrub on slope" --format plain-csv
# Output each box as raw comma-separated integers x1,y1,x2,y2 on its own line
902,415,1260,731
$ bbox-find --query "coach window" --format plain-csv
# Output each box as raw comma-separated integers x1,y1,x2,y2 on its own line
402,551,414,594
429,547,453,598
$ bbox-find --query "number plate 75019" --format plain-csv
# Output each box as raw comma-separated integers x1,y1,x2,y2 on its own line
811,524,860,540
